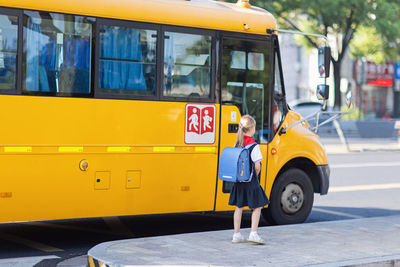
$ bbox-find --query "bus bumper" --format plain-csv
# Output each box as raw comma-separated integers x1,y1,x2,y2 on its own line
317,165,330,195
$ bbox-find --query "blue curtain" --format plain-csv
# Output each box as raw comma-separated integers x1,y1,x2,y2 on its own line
100,26,146,90
62,36,90,70
74,37,90,69
40,38,56,71
25,17,52,92
25,18,41,91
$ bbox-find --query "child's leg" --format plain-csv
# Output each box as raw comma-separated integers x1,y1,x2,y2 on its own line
248,207,265,244
233,207,243,233
250,207,262,232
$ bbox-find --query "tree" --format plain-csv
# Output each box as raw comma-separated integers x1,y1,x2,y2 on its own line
223,0,400,108
350,2,400,64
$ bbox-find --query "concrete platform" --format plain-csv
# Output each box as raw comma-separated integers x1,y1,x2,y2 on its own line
88,215,400,267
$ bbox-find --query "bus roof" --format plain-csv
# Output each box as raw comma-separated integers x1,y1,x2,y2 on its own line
1,0,276,35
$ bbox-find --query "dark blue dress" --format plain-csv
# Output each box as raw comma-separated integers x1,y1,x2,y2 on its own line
228,144,270,209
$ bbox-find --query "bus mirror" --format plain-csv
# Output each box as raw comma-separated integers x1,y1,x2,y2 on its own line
318,46,331,78
317,84,329,100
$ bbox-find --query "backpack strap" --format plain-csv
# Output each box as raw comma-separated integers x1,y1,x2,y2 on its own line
247,143,257,171
241,142,257,182
244,142,257,152
244,142,255,148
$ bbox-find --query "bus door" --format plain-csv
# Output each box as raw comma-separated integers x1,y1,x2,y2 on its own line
215,36,273,211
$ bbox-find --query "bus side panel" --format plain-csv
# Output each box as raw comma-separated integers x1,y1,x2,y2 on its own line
0,95,219,222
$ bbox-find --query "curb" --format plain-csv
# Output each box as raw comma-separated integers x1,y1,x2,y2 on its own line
87,253,400,267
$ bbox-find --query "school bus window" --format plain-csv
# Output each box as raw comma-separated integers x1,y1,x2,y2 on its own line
99,25,157,96
0,14,18,90
274,53,284,97
23,11,93,95
273,52,285,133
248,52,264,71
163,32,211,98
222,38,271,144
230,51,245,70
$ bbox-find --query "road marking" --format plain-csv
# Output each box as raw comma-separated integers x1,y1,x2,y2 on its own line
0,232,63,252
330,183,400,192
312,207,363,219
331,162,400,168
0,255,60,266
103,216,135,237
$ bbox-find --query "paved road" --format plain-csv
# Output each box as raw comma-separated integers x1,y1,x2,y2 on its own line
310,151,400,222
0,151,399,266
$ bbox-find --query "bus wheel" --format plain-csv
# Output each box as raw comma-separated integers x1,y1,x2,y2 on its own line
262,168,314,225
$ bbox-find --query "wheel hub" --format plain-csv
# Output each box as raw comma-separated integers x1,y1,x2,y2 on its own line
281,183,304,214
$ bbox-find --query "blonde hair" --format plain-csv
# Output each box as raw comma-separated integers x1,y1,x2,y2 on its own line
235,115,256,147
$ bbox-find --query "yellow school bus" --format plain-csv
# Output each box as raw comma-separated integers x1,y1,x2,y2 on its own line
0,0,329,225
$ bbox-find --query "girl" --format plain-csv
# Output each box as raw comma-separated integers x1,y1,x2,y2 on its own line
229,115,269,244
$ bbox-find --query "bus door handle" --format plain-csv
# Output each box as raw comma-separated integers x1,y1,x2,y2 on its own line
228,123,239,133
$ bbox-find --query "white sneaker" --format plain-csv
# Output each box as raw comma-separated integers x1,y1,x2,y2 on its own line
248,232,265,245
232,232,246,243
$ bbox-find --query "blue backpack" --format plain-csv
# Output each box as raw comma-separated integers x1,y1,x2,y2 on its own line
218,143,256,182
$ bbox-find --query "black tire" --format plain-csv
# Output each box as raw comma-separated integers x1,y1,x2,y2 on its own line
262,168,314,225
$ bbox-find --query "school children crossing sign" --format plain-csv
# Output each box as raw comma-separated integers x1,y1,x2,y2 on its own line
185,104,216,144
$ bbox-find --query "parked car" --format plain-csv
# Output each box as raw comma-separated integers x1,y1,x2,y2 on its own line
288,100,332,129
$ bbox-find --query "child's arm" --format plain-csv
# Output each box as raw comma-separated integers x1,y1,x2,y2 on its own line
254,161,261,175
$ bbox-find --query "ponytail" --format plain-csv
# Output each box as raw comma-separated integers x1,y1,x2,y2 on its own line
235,126,245,147
235,115,256,147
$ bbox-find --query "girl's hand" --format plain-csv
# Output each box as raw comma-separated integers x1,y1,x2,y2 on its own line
254,161,261,175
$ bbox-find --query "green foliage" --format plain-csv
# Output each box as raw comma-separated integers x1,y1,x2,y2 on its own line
349,0,400,63
350,26,385,64
341,105,364,120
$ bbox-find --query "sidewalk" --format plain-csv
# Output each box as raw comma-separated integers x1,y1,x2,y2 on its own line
320,137,400,154
88,215,400,267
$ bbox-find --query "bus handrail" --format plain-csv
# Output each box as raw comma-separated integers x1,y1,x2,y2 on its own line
280,105,355,135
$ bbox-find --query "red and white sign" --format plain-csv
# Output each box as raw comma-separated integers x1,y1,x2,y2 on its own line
185,104,216,144
366,61,394,81
354,60,395,87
